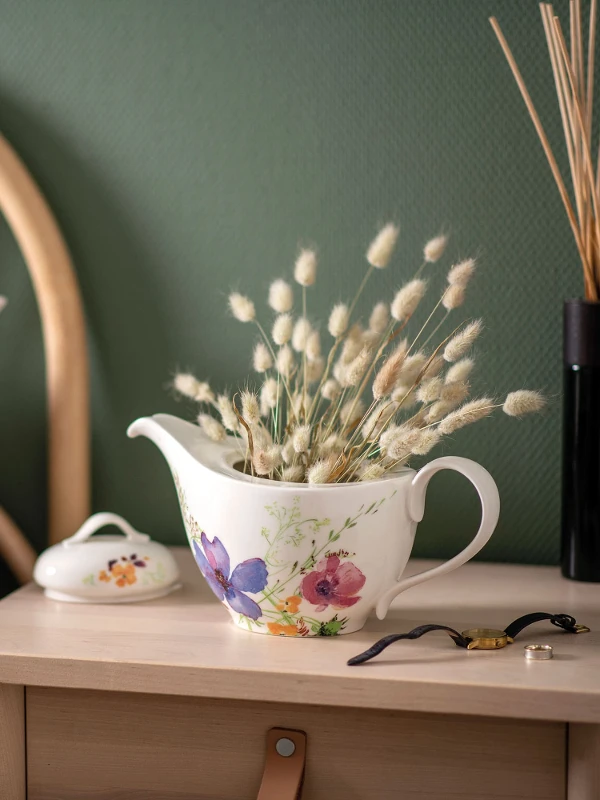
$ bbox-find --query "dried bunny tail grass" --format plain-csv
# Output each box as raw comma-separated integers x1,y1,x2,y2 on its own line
378,424,406,450
438,398,494,434
411,428,441,456
347,322,364,342
241,391,260,424
380,424,422,460
340,334,363,364
294,248,317,287
307,458,334,484
416,377,443,404
198,413,227,442
391,385,418,408
318,433,346,456
194,381,215,403
292,424,312,453
398,353,427,384
252,450,275,475
361,402,398,440
260,378,279,414
369,301,389,334
426,400,454,423
268,279,293,313
328,303,350,337
358,461,386,481
321,378,341,400
306,330,321,361
448,258,476,288
174,373,214,403
341,347,370,387
423,234,448,263
332,360,347,385
173,373,199,399
423,355,444,378
503,390,546,417
341,398,365,425
292,392,313,416
268,444,283,468
248,423,273,451
228,292,256,322
281,464,304,482
253,342,273,373
442,284,465,311
281,438,295,464
292,317,312,352
276,344,295,377
306,357,324,383
391,279,427,322
366,223,400,268
445,358,474,384
272,313,293,345
404,407,428,427
217,394,240,432
372,342,408,399
362,329,381,349
443,320,483,362
440,381,469,405
295,320,313,356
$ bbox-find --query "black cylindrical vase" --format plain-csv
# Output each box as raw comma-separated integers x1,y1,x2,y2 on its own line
561,299,600,581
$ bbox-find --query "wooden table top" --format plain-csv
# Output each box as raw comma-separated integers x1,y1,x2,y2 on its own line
0,548,599,723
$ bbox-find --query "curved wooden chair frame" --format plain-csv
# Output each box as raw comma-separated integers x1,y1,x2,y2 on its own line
0,133,90,582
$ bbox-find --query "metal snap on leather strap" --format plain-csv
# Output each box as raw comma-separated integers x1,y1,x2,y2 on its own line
276,738,296,757
256,728,306,800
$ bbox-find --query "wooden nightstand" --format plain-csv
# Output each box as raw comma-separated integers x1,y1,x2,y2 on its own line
0,549,599,799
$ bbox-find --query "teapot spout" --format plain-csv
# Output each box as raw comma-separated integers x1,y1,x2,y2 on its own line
127,414,203,474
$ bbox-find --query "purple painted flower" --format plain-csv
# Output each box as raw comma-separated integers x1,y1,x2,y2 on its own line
301,555,365,612
193,533,268,620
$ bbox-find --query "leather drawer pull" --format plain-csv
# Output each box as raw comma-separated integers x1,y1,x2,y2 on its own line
256,728,307,800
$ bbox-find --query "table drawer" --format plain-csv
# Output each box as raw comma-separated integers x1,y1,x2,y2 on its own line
26,687,565,799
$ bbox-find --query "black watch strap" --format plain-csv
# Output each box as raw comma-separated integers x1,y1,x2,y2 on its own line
503,612,583,639
347,625,469,665
347,612,589,666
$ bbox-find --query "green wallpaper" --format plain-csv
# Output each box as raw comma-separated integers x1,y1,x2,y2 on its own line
0,0,583,584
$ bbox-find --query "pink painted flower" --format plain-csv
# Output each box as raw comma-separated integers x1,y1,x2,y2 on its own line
301,556,365,612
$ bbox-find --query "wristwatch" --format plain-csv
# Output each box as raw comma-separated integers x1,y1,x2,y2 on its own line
348,612,590,666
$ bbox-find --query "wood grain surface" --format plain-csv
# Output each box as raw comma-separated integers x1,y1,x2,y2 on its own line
568,723,600,799
0,684,25,800
0,551,599,723
26,687,565,800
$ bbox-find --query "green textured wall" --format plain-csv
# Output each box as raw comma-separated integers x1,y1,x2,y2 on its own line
0,0,583,589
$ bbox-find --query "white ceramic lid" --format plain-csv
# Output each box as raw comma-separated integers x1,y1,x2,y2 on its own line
34,513,181,603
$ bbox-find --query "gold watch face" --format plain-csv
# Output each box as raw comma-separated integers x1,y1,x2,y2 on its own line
461,628,509,650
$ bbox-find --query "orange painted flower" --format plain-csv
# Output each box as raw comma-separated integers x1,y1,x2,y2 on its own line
267,622,298,637
275,595,302,613
98,570,111,583
111,562,137,587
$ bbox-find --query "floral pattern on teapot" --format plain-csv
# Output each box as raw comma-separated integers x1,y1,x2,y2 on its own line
177,476,393,636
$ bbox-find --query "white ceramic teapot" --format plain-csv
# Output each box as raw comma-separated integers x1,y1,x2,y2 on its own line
128,414,500,637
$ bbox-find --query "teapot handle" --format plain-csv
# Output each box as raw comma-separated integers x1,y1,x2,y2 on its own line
375,456,500,619
63,513,150,547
